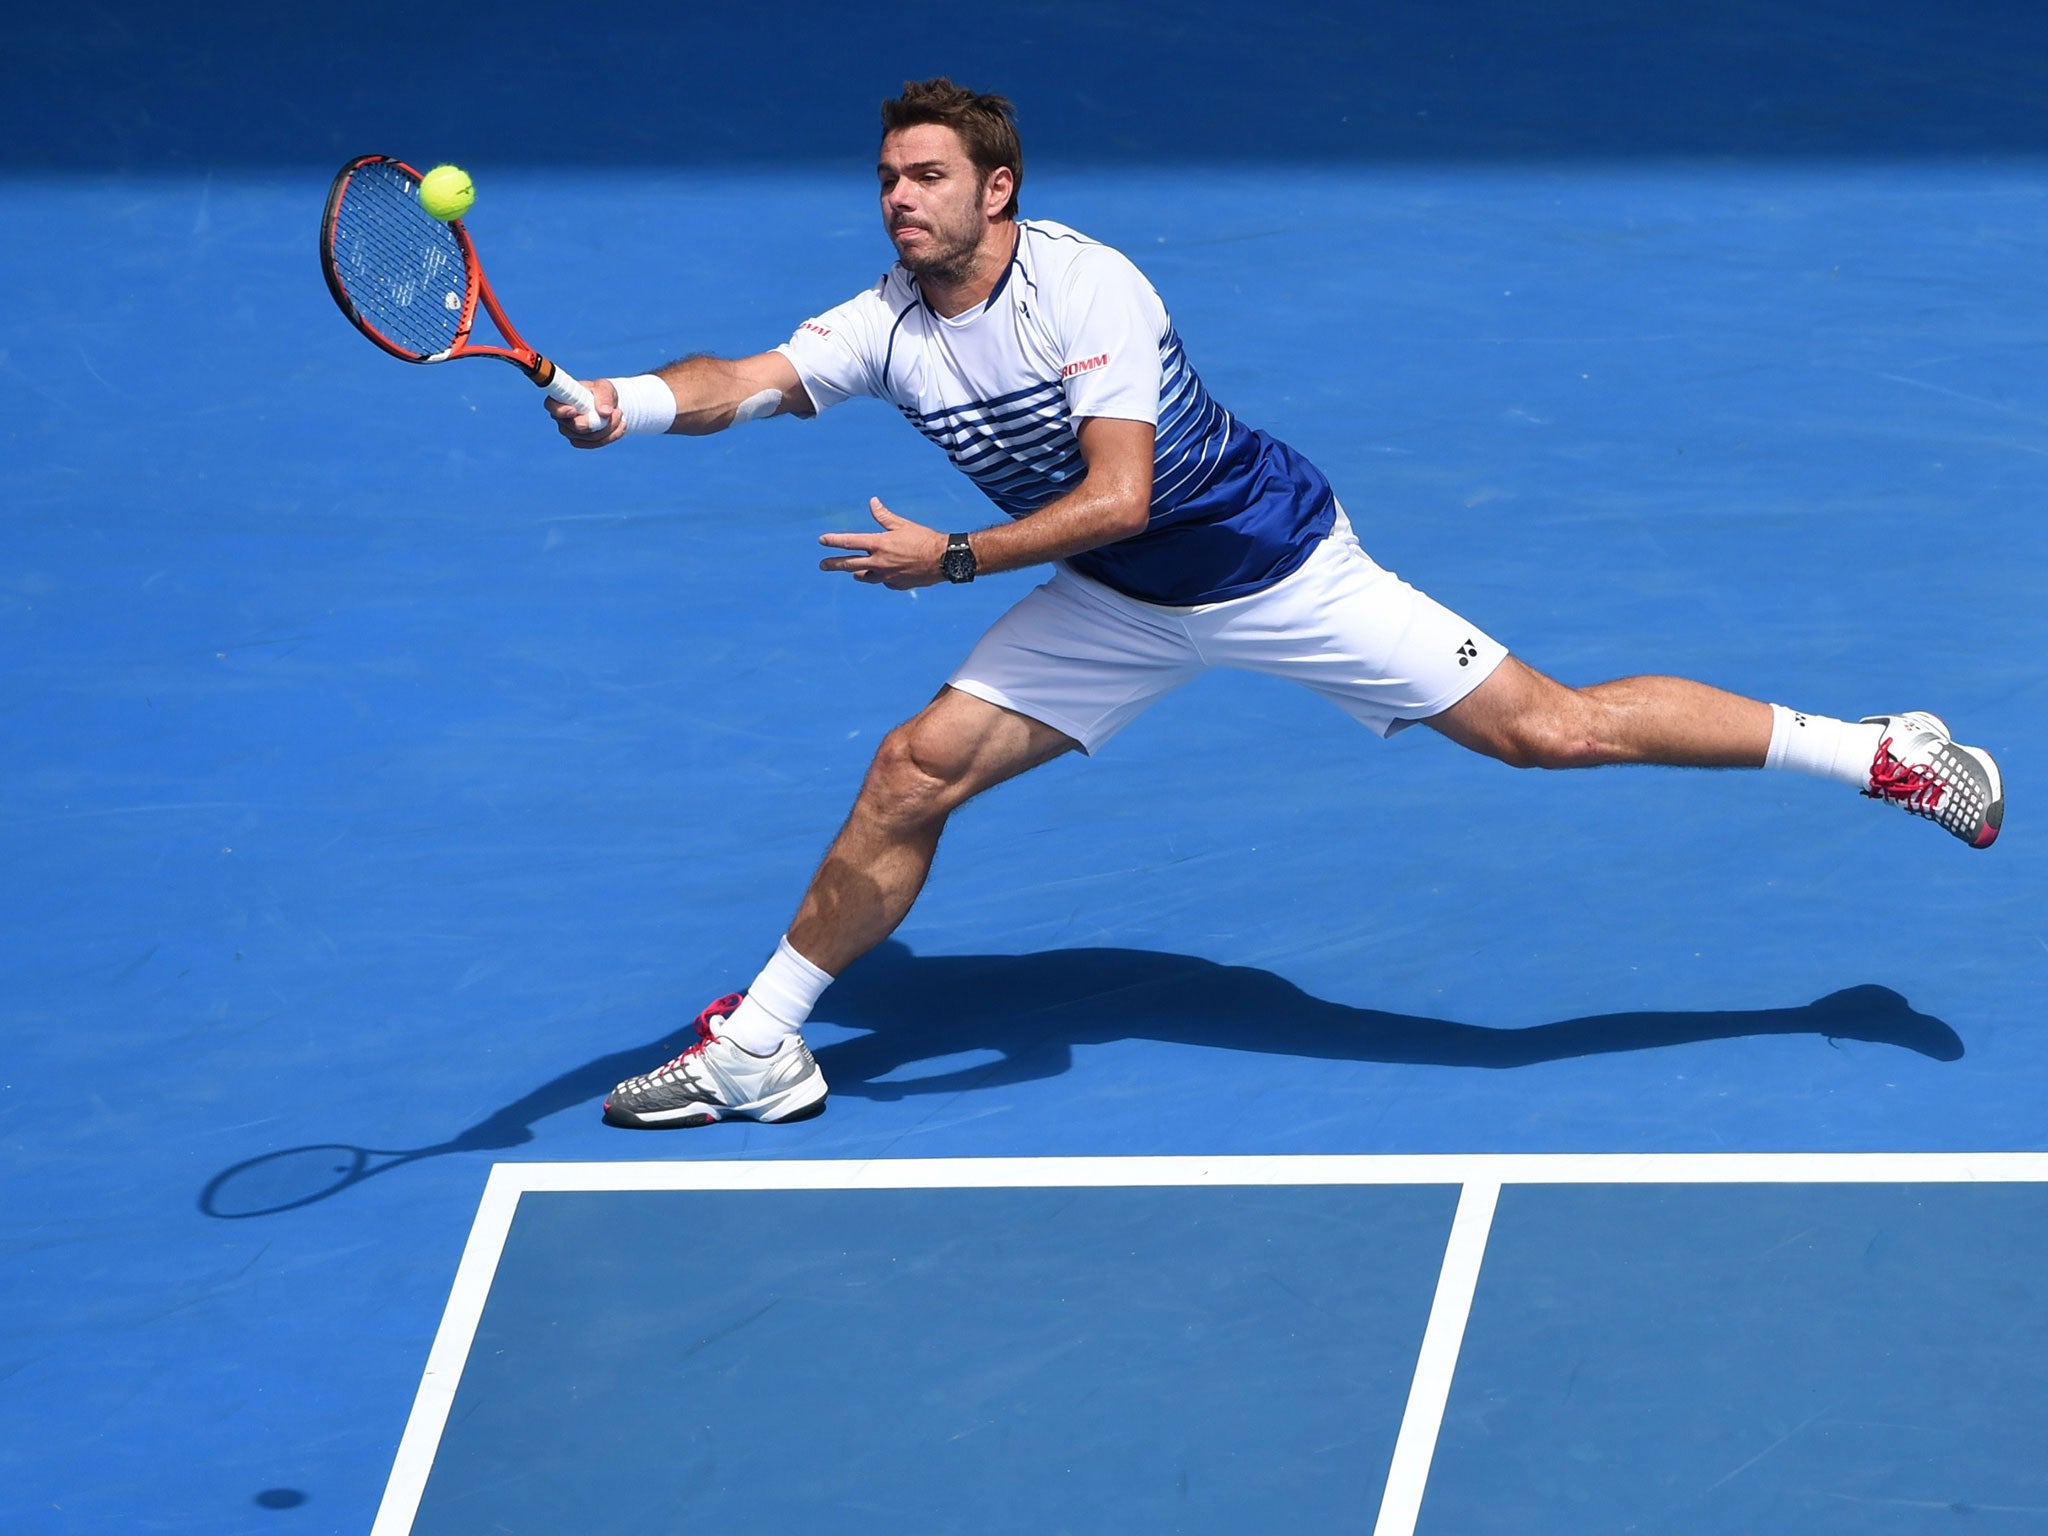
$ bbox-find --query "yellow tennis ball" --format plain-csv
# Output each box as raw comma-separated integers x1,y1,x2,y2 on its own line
418,164,475,222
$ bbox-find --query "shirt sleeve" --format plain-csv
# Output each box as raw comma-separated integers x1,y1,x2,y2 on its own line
774,277,900,412
1051,244,1168,426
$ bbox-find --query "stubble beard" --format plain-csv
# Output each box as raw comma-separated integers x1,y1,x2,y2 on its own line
890,175,990,286
892,223,980,285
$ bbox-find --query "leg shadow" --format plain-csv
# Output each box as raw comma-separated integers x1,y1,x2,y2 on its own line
813,940,1962,1099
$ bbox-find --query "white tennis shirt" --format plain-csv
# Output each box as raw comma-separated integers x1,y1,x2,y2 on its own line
777,219,1336,605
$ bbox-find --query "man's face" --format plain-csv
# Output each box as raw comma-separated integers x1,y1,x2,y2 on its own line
878,123,1001,282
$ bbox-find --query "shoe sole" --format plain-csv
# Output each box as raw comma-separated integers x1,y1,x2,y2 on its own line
1939,733,2003,849
1968,742,2004,848
602,1077,829,1131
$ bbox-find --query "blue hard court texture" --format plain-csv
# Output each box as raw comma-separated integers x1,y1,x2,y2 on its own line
414,1186,1457,1534
1428,1183,2048,1535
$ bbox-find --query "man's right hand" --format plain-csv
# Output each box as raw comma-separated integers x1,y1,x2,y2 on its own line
545,377,625,448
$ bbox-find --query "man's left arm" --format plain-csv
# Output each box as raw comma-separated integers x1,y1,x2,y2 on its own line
817,416,1154,589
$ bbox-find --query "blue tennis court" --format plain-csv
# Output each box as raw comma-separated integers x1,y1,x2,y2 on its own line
382,1158,2048,1535
6,4,2047,1532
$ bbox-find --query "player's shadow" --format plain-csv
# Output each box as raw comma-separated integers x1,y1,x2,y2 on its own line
197,938,1959,1217
814,940,1963,1100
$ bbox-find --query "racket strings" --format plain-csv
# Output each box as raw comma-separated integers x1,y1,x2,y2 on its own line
330,162,470,358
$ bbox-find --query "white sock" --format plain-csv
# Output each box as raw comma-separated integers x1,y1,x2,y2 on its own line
719,936,834,1056
1765,704,1884,789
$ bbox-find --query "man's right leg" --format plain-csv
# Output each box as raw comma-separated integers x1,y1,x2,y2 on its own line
789,687,1080,973
603,687,1077,1129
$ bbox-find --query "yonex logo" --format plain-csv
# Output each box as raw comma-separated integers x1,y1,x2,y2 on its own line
1455,638,1479,667
1061,353,1110,378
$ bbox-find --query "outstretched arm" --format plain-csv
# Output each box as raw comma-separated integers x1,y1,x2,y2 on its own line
817,416,1155,588
545,351,814,448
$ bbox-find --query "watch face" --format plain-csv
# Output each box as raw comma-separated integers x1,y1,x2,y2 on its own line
943,540,976,582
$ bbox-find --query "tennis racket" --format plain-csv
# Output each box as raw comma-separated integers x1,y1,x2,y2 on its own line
319,154,608,432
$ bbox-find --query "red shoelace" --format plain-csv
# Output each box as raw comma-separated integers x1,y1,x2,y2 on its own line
1865,736,1946,812
649,992,745,1074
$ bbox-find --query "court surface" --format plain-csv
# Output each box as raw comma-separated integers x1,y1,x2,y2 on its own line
6,4,2048,1532
383,1156,2048,1536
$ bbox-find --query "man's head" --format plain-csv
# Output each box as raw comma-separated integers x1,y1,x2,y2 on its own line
878,78,1022,284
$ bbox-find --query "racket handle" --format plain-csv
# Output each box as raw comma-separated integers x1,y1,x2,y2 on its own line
538,360,611,435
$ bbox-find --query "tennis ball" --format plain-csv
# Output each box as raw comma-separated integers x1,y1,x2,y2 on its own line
418,164,475,222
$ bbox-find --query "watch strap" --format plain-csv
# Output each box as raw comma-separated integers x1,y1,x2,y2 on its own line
943,531,978,583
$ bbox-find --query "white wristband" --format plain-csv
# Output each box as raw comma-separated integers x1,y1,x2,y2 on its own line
610,373,678,436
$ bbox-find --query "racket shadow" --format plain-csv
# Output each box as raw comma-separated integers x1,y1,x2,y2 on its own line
812,940,1964,1100
198,1019,702,1219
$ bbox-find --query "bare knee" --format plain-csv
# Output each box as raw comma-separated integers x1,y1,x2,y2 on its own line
856,720,970,829
1432,658,1652,770
847,689,1076,836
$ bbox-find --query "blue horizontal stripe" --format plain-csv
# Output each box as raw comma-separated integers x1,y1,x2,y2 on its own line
911,438,1083,490
910,417,1079,467
912,378,1065,426
962,466,1078,502
888,318,1269,530
908,402,1068,445
957,453,1083,495
947,421,1075,467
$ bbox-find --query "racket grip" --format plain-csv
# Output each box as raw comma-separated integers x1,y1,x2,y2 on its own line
540,363,611,435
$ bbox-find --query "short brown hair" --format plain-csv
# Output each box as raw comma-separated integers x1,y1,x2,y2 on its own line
880,78,1022,220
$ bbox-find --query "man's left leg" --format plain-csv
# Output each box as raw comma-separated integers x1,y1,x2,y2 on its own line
1425,657,1773,768
1196,508,2002,848
1428,655,2002,847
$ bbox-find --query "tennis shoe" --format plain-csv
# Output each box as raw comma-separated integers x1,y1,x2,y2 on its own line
603,993,828,1129
1861,712,2003,849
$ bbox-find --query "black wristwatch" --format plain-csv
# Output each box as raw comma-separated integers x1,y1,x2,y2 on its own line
941,532,978,584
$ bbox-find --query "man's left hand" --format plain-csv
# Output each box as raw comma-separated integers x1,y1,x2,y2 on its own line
819,498,948,589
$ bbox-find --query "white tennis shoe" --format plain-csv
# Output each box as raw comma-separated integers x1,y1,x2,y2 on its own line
1861,712,2003,849
604,993,828,1129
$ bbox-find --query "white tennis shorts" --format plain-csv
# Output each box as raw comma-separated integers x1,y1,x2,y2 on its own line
948,508,1509,753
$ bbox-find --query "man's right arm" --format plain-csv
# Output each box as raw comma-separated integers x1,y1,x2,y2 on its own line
546,350,815,448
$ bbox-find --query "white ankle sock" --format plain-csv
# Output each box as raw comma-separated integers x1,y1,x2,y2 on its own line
1765,705,1884,789
720,936,834,1055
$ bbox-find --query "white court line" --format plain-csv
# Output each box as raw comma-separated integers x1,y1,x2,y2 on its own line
373,1152,2048,1534
1373,1180,1500,1536
506,1151,2048,1192
370,1166,525,1536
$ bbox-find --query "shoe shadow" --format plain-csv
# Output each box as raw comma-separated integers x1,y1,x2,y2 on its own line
196,939,1959,1217
814,940,1963,1100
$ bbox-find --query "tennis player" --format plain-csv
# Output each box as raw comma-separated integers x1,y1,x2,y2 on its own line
547,79,2003,1129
